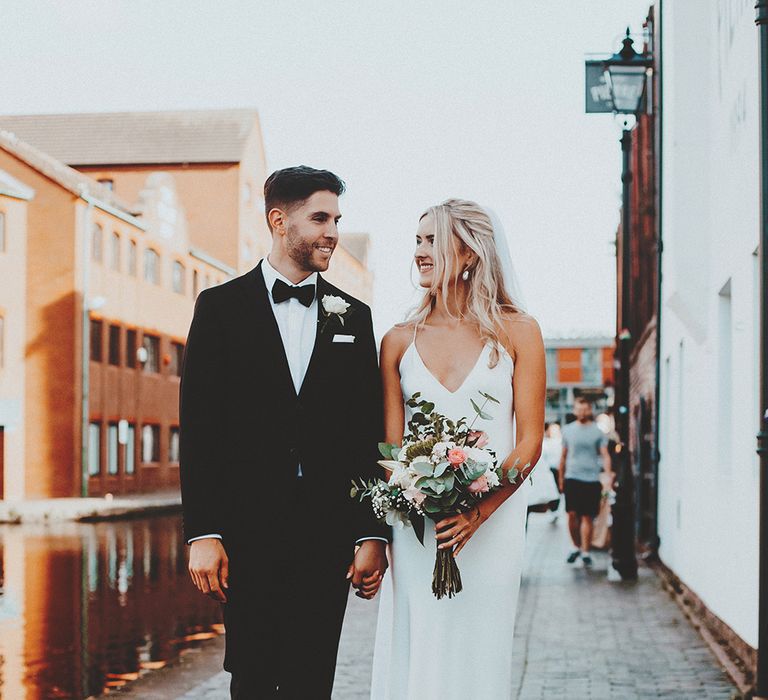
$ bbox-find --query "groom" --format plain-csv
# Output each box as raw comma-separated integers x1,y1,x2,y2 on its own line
179,166,390,698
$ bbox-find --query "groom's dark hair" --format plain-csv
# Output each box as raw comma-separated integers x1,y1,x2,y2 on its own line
264,166,346,232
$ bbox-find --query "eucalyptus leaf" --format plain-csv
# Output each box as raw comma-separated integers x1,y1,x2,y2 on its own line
412,461,434,477
379,442,399,459
421,401,435,414
479,391,501,404
433,461,450,478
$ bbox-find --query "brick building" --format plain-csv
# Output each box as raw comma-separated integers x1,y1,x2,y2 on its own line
615,9,660,551
0,111,374,500
544,334,615,425
0,132,229,498
0,169,33,501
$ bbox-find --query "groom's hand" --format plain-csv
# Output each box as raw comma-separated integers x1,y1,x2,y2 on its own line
347,540,388,600
189,538,229,603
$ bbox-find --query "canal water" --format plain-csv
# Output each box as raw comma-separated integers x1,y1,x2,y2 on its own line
0,514,222,699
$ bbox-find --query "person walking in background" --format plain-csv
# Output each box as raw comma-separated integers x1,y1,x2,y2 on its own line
558,397,612,568
541,422,563,522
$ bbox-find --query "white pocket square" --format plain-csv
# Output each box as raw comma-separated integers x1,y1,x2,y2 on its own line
332,334,356,343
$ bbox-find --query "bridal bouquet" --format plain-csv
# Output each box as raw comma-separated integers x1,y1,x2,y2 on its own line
352,391,528,599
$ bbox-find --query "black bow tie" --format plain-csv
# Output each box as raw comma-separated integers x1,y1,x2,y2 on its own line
272,278,316,307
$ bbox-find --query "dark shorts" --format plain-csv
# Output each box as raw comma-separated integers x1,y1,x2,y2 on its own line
564,478,602,518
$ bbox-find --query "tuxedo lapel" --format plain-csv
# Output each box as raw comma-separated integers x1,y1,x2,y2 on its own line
242,262,297,400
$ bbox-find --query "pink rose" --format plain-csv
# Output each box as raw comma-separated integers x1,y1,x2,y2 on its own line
468,476,490,494
447,448,467,467
468,431,490,448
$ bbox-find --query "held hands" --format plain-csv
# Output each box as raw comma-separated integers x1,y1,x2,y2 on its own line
436,506,486,558
188,538,229,603
347,540,388,600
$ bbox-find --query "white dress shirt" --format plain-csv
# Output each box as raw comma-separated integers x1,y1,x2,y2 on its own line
189,259,386,546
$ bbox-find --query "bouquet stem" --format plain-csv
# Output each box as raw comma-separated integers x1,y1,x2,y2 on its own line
432,546,463,599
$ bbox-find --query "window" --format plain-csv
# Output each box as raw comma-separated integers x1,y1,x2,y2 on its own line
169,342,184,377
126,423,136,474
128,240,137,277
581,347,601,386
108,324,120,366
126,329,137,368
142,334,160,373
107,423,119,474
88,422,101,475
92,223,103,262
169,427,180,463
110,231,120,271
144,248,160,285
141,424,160,463
98,178,114,190
172,261,185,294
192,269,199,298
545,348,557,386
0,211,5,252
90,319,103,362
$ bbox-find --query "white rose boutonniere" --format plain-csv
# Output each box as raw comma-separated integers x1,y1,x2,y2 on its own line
320,294,351,333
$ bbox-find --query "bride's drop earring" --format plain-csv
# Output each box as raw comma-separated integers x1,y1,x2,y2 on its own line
462,269,470,281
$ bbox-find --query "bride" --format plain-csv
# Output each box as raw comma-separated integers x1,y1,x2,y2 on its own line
369,199,546,699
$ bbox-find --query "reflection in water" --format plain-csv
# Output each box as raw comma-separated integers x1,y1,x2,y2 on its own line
0,515,222,699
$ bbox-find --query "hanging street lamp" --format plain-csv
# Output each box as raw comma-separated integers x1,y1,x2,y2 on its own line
585,27,654,582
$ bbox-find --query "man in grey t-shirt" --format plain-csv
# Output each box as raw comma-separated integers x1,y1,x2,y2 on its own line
558,397,613,568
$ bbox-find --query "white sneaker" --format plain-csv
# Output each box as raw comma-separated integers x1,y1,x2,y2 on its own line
607,565,622,582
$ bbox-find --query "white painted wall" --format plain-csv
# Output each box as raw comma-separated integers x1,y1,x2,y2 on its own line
658,0,760,648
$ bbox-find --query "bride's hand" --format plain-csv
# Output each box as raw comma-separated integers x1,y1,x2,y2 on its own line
435,506,485,557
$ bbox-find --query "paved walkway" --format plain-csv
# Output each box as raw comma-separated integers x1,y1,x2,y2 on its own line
133,514,739,699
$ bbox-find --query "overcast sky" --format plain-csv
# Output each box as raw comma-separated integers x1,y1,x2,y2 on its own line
1,0,653,340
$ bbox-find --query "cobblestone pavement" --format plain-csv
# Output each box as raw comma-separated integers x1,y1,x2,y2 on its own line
175,514,739,700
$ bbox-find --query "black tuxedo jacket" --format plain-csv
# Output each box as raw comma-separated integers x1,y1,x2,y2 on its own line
179,261,390,553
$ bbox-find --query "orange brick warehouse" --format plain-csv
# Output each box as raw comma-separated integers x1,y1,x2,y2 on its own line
0,110,372,499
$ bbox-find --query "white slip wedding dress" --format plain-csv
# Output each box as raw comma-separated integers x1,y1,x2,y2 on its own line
370,337,530,700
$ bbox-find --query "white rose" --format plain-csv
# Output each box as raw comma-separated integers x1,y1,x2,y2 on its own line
432,441,455,458
322,295,350,315
484,468,501,489
464,446,494,466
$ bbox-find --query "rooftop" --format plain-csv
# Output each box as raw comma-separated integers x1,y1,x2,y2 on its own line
0,109,261,166
0,130,135,212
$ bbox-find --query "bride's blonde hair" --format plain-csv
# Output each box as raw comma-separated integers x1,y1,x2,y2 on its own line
403,198,522,366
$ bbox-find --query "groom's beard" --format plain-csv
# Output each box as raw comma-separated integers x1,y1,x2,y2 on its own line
285,225,335,272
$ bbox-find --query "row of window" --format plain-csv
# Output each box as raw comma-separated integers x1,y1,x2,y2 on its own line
87,421,180,476
0,211,5,253
90,319,184,376
90,222,224,296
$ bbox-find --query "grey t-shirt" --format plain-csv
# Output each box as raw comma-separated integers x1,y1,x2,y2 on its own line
561,421,608,482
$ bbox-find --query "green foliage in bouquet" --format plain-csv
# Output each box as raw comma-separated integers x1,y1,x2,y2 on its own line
351,390,507,599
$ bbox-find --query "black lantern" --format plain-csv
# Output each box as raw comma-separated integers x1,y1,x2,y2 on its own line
603,28,652,114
